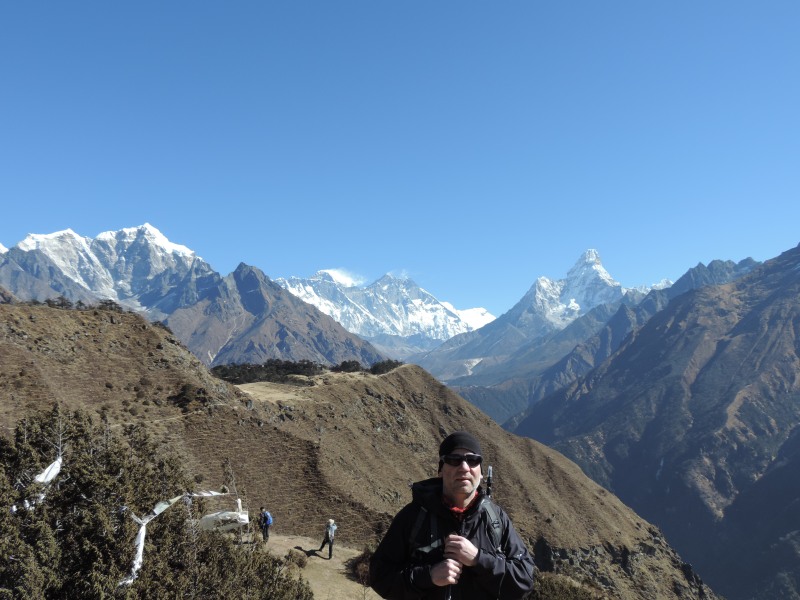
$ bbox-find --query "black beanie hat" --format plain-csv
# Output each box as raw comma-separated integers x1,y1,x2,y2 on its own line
439,431,483,457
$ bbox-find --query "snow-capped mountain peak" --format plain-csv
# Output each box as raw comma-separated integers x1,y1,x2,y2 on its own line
566,249,615,286
317,268,365,287
95,223,195,258
563,248,622,309
6,224,211,313
275,271,496,356
513,249,626,330
0,242,8,254
17,228,85,252
16,229,115,294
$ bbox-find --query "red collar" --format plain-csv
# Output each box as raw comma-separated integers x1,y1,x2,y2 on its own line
443,492,480,519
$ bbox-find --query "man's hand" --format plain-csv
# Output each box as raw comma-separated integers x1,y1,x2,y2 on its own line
443,534,479,567
430,558,463,586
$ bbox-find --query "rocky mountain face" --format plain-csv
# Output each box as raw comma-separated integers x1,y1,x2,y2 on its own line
164,263,383,367
514,244,800,599
3,225,210,317
0,286,18,304
0,300,718,599
499,258,758,430
0,225,383,367
275,270,494,359
412,250,663,422
0,235,101,306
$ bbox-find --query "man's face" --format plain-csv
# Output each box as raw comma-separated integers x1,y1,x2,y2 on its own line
440,447,482,504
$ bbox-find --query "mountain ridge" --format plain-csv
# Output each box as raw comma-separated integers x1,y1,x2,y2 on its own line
514,243,800,599
409,250,663,417
494,257,759,429
0,225,384,367
1,224,674,378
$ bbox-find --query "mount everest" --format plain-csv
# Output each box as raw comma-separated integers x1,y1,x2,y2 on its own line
275,270,494,358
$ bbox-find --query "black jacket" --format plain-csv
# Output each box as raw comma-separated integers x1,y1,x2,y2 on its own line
369,478,535,600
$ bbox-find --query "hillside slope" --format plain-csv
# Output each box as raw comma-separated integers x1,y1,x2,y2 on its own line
516,244,800,599
0,301,716,599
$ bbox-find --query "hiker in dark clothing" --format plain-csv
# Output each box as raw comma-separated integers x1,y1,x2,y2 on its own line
369,431,535,599
318,518,337,559
258,507,272,542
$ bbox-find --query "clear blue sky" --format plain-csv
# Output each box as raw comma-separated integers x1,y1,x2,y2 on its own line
2,2,799,316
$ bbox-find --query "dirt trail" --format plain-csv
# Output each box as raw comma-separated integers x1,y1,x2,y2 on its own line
262,532,381,600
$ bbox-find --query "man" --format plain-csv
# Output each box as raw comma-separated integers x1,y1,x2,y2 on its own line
318,518,337,559
258,506,272,543
370,431,535,599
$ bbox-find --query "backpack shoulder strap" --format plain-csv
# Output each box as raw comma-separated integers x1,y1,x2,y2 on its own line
408,505,443,557
408,505,428,546
481,500,503,551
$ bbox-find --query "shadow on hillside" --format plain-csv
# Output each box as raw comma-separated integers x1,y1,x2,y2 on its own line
344,549,372,585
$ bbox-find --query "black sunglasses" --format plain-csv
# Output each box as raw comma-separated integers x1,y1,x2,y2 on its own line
441,454,483,467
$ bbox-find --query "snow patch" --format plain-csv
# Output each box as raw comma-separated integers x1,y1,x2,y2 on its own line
441,302,495,330
462,358,483,376
319,268,366,287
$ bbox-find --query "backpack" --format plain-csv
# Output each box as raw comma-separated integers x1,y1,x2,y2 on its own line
262,511,273,526
408,500,502,558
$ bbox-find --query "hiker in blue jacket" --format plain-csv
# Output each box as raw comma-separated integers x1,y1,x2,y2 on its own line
369,431,535,599
258,506,273,543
